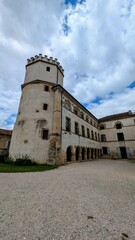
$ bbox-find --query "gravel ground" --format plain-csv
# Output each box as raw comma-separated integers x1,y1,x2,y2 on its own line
0,159,135,240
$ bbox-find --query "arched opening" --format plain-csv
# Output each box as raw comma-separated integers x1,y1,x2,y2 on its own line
76,146,80,161
94,148,97,158
67,146,72,162
82,147,85,160
87,148,90,160
91,148,93,159
115,121,122,129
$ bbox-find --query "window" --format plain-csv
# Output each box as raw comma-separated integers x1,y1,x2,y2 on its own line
95,132,97,141
102,147,108,155
42,129,49,140
101,134,106,142
65,100,71,111
74,108,78,115
81,112,84,119
86,116,89,122
46,66,50,72
87,128,90,138
82,125,85,137
116,122,122,129
66,117,71,132
75,122,79,134
44,85,49,91
43,104,48,110
117,133,124,141
100,124,105,130
91,130,94,140
98,133,100,142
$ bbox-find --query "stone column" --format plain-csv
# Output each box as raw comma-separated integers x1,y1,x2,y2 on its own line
84,147,87,160
78,146,82,161
93,149,95,159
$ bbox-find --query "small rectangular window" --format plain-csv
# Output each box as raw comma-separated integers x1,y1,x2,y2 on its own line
66,117,71,132
44,85,49,91
95,132,97,141
87,128,90,138
101,134,106,142
75,122,79,134
117,133,124,141
74,109,78,115
86,116,88,122
91,130,94,140
42,129,49,140
81,113,84,119
46,66,50,72
43,104,48,110
82,125,85,137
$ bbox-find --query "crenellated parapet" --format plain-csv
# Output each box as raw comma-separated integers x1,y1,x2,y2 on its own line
27,53,64,75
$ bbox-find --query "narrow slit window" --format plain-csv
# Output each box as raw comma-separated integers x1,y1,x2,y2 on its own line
46,66,50,72
66,117,71,132
42,129,49,140
44,85,49,92
43,104,48,110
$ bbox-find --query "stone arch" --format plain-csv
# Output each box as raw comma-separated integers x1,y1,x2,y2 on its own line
91,148,93,159
66,145,75,162
94,148,97,158
87,148,90,160
76,146,80,161
82,147,85,160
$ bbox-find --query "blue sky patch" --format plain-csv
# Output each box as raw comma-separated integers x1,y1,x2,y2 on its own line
62,15,71,35
91,97,102,104
65,0,84,6
127,80,135,89
5,114,16,126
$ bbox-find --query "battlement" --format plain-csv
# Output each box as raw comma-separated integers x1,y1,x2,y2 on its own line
27,54,64,75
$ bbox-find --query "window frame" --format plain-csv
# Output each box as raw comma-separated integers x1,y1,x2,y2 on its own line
42,129,49,140
66,117,71,132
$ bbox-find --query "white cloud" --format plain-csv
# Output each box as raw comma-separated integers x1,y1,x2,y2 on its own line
0,0,135,129
88,87,135,118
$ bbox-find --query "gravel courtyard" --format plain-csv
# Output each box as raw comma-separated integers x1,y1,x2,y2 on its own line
0,160,135,240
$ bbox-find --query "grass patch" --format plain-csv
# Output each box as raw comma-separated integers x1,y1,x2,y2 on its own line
0,163,57,173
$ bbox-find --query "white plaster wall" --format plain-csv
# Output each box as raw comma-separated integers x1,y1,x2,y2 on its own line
10,83,54,163
100,117,135,159
24,61,63,86
61,102,100,152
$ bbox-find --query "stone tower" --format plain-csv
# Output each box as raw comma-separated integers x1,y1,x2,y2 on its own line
10,54,64,164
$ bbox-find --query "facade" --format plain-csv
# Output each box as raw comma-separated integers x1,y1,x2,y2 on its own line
9,54,135,164
99,112,135,160
0,129,12,154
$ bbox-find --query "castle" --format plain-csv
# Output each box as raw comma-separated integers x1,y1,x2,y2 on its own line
9,54,135,164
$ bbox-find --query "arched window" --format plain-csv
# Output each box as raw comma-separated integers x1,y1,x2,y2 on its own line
65,100,71,111
99,124,105,130
115,122,122,129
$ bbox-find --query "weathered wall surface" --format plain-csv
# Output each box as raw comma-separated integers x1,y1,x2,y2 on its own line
0,130,12,154
100,117,135,159
10,83,54,163
61,94,101,161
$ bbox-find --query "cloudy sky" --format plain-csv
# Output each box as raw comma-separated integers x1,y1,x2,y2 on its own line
0,0,135,129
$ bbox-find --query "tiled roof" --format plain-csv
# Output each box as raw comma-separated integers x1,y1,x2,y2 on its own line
99,111,135,122
0,129,12,135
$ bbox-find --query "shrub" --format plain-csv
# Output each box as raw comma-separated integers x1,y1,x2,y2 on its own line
14,155,37,166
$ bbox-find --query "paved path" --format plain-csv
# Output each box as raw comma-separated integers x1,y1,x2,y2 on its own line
0,160,135,240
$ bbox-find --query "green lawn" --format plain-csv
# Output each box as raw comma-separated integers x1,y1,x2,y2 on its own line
0,163,57,173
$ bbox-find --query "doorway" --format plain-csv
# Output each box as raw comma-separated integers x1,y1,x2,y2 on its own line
120,147,127,159
67,146,72,161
